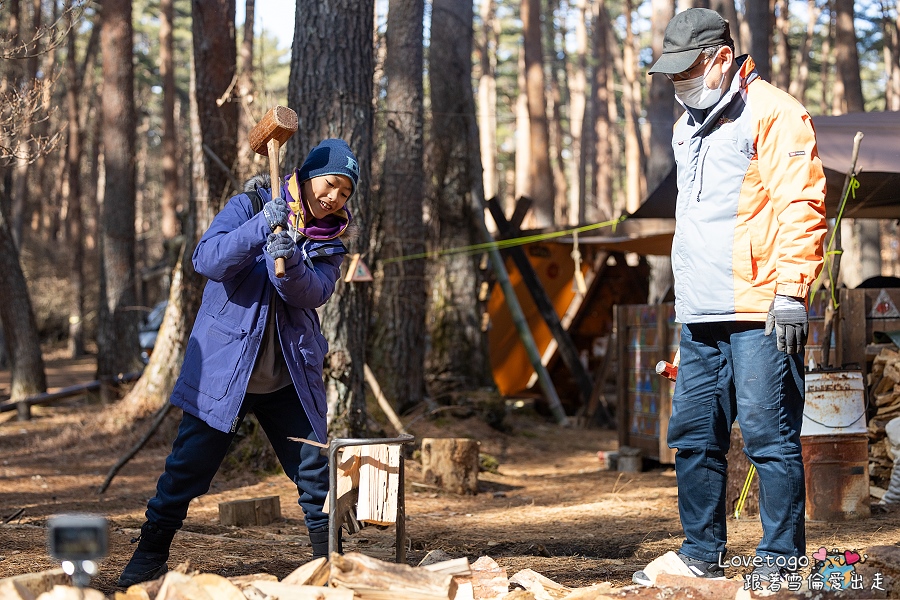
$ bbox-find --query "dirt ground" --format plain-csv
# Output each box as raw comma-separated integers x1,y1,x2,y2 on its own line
2,357,900,599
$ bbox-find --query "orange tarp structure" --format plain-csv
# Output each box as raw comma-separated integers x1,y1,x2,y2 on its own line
487,242,590,396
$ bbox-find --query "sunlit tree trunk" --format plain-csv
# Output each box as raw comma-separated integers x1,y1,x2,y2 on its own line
820,7,833,114
514,50,530,210
789,0,819,105
235,0,258,181
545,0,568,225
97,0,142,383
744,0,771,80
591,0,613,222
774,0,791,91
159,0,180,241
568,0,588,225
646,0,676,305
522,0,554,227
832,0,879,287
372,0,426,415
711,0,741,54
286,0,375,437
477,0,498,202
427,0,494,400
621,0,644,213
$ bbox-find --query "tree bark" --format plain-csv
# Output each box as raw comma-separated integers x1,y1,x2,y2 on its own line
521,0,554,227
743,0,772,81
159,0,180,241
545,0,568,226
477,0,498,202
774,0,792,92
568,0,589,225
235,0,258,181
97,0,142,382
789,0,819,105
0,202,46,400
833,0,865,113
427,0,495,400
286,0,374,437
591,0,613,222
192,0,238,217
620,0,645,213
64,0,94,358
372,0,426,415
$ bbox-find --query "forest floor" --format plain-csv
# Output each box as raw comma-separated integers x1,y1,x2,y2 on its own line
1,355,900,599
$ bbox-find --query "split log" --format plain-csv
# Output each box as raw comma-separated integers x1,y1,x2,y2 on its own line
356,444,401,524
33,585,105,600
330,551,455,600
323,447,361,515
184,573,245,600
467,556,508,600
218,495,281,527
421,558,472,577
508,569,571,600
250,580,354,599
421,438,480,495
0,569,69,599
282,557,330,587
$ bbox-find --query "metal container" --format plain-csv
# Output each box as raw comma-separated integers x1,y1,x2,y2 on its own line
801,370,867,436
801,433,870,521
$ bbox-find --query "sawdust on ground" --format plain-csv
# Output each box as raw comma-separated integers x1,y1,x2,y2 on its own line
1,357,900,598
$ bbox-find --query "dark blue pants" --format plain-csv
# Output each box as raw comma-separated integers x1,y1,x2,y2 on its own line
667,322,806,564
146,385,329,531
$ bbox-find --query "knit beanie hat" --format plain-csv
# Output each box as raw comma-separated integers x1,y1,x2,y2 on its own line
296,138,360,200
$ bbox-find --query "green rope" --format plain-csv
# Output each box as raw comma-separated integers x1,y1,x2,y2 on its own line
382,214,629,264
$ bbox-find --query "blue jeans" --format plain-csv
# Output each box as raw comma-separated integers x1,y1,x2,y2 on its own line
667,322,805,564
146,385,329,531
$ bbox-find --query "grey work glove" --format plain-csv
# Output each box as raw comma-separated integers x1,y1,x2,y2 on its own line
262,196,290,231
765,294,808,354
265,230,296,261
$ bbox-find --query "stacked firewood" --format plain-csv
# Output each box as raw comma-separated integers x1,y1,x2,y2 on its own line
867,347,900,489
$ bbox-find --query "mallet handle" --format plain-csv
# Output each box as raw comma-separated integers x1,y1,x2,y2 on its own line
267,137,287,278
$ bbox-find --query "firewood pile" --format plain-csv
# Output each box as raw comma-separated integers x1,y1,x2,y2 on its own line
867,347,900,490
4,546,900,599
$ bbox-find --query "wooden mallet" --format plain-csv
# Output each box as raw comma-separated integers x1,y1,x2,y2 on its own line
248,105,299,278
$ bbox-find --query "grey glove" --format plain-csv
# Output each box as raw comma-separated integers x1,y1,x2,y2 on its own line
765,295,808,354
265,231,296,260
262,196,289,231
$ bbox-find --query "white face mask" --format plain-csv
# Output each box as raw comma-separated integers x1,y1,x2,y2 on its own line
673,56,725,109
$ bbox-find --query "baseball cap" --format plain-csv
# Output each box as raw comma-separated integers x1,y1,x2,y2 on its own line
648,8,733,75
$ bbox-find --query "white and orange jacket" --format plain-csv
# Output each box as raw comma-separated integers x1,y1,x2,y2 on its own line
671,55,827,324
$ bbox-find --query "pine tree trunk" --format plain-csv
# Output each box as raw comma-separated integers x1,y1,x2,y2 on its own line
477,0,498,202
774,0,792,91
286,0,375,437
568,0,589,225
744,0,772,80
427,0,494,401
545,0,569,226
521,0,554,227
97,0,142,382
789,0,818,104
0,201,46,400
160,0,180,241
621,0,644,213
372,0,426,415
64,0,88,358
833,0,865,113
591,0,613,222
235,0,257,181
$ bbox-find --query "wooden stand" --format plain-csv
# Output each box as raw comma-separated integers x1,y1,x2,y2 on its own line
421,438,480,495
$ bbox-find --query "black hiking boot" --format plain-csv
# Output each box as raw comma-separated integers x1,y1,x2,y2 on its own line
309,526,341,559
116,522,176,587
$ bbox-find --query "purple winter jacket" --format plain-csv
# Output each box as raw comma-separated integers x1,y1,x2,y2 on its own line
168,187,345,444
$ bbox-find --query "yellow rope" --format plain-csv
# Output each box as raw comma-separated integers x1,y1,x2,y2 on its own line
382,214,628,264
734,464,756,519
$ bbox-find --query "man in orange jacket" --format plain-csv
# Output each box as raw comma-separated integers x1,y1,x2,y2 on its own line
632,8,827,589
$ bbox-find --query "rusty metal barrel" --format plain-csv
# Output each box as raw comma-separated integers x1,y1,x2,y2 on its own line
800,370,870,521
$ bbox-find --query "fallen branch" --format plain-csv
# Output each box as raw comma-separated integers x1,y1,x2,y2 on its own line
98,402,173,494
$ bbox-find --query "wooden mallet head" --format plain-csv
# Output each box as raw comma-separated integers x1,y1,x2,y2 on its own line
248,105,298,157
249,105,298,278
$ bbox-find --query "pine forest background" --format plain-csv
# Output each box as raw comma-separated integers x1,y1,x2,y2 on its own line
1,0,899,437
